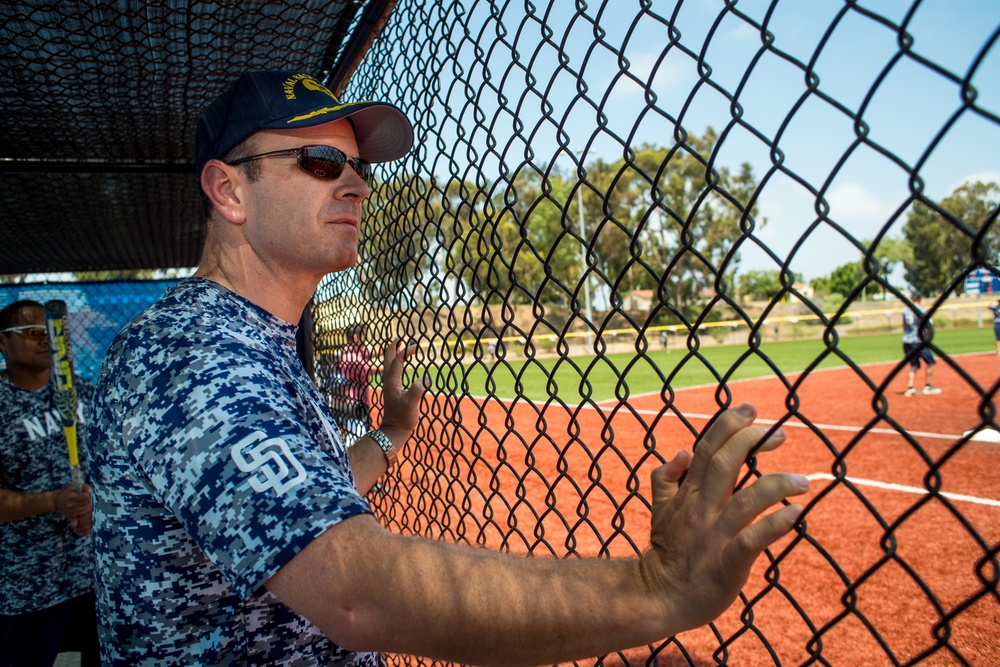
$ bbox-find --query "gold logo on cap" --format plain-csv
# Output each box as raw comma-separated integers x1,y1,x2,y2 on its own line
302,78,338,100
282,74,339,102
287,102,366,124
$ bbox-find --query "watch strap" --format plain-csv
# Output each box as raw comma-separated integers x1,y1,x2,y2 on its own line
364,428,398,468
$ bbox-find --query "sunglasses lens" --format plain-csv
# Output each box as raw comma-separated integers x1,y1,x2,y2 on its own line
299,146,374,186
353,160,374,186
300,146,347,179
14,327,47,341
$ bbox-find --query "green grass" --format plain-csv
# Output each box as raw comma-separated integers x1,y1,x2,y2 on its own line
426,327,993,403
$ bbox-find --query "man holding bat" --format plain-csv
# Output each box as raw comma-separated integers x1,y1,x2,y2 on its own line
89,71,809,665
0,300,100,666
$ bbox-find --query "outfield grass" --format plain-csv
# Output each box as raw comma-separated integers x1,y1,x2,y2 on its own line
430,327,994,403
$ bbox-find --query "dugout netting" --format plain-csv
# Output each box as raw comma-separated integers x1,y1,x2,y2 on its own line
312,1,1000,666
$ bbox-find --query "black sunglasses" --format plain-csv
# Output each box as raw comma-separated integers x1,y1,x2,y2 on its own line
226,145,374,187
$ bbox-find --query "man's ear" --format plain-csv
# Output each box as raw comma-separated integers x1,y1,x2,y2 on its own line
201,161,248,224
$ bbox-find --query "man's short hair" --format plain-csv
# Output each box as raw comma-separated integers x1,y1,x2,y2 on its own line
0,300,42,331
199,136,262,221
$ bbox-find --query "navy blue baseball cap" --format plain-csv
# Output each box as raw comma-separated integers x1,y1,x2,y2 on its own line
195,70,413,177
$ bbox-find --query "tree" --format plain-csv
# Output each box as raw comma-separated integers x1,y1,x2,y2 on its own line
362,173,492,308
578,128,762,318
441,166,580,307
902,180,999,296
810,261,882,300
389,129,764,319
737,269,788,301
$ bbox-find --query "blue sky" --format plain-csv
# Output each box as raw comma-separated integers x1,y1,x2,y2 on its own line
417,0,1000,283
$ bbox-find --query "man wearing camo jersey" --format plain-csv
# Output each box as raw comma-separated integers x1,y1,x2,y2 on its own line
89,70,809,665
0,300,100,666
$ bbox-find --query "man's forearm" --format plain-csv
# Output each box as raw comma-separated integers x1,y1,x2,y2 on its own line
357,533,668,665
0,488,57,522
269,515,668,667
275,404,807,665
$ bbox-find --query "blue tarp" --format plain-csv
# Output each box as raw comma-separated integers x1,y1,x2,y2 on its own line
0,280,178,381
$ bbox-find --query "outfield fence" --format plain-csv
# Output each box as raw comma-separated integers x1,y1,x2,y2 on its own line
311,1,1000,666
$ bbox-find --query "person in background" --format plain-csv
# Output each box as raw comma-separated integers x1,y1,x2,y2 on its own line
88,70,810,665
902,294,942,396
990,296,1000,356
0,300,99,667
336,323,377,440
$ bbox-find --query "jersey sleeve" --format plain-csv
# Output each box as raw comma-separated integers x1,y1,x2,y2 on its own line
117,335,370,599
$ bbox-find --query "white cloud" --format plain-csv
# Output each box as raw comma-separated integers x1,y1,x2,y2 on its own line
743,179,904,280
728,21,758,43
602,51,691,103
954,170,1000,190
826,181,899,228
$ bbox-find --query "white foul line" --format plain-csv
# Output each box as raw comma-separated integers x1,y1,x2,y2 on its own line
460,396,1000,506
624,408,965,441
805,473,1000,508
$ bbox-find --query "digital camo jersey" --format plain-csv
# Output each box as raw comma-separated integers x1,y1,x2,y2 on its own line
0,374,95,615
89,278,377,666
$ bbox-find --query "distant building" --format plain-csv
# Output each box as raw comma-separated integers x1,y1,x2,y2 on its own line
793,282,814,299
623,289,654,311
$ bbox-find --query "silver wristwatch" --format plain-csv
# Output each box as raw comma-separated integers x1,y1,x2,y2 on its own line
364,428,398,468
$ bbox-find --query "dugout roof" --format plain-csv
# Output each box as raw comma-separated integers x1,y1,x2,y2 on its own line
1,0,393,275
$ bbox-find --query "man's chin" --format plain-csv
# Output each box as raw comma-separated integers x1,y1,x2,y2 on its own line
326,255,359,275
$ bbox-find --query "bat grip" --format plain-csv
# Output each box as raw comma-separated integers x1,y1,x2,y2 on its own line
64,424,82,492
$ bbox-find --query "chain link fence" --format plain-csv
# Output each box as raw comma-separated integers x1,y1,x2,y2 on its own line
312,1,1000,665
3,0,998,664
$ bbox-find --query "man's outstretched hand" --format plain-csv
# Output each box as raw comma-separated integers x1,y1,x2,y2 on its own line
642,402,809,634
378,339,428,447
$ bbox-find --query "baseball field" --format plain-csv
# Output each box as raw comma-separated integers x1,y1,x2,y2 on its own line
372,327,999,666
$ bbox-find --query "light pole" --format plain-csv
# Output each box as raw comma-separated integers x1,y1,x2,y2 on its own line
881,255,889,301
576,147,594,353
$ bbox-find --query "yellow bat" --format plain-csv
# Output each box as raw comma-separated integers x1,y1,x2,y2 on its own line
44,300,82,493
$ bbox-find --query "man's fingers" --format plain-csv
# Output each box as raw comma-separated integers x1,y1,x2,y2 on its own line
381,340,404,394
684,403,762,491
724,502,805,566
686,404,757,479
651,450,692,505
382,339,418,391
56,483,93,518
71,515,93,536
697,426,786,503
381,339,403,381
379,339,427,437
408,374,430,401
718,472,809,537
